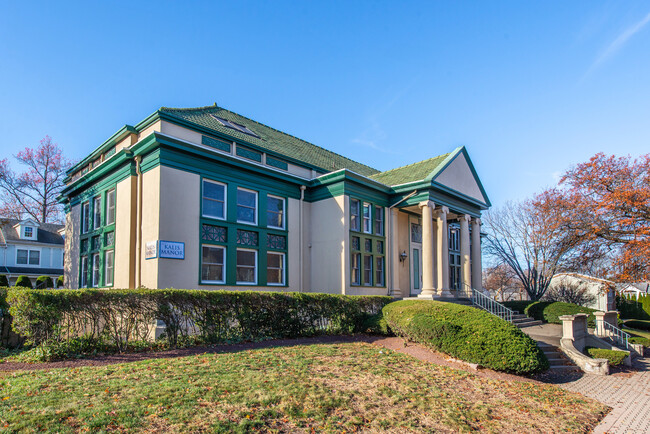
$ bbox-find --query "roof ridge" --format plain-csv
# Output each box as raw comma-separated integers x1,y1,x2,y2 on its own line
371,153,450,177
160,104,380,174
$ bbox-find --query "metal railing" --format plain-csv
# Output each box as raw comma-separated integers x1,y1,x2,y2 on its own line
603,321,630,350
465,284,514,323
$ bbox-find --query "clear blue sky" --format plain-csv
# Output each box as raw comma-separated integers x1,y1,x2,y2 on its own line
1,1,649,207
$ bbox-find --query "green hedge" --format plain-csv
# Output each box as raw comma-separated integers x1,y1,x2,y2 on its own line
382,300,548,375
525,301,598,327
0,275,7,287
624,319,650,331
616,294,650,320
585,347,628,366
502,301,535,314
5,288,391,357
56,276,64,288
15,276,32,289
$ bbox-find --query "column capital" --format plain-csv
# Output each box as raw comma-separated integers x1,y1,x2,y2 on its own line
460,214,471,222
471,217,481,225
418,200,435,210
434,206,449,217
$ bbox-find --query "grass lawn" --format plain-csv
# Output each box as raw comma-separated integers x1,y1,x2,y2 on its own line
0,342,606,433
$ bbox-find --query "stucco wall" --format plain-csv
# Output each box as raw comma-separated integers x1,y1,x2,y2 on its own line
114,176,137,288
140,166,161,289
309,196,347,294
64,204,81,289
434,153,484,203
397,211,411,295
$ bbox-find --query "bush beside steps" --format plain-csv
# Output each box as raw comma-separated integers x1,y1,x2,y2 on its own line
585,347,628,366
382,300,548,375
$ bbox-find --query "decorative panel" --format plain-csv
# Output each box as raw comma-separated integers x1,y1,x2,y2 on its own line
202,224,227,243
237,229,259,247
266,156,288,171
236,146,262,162
105,231,115,247
267,234,287,250
351,236,360,251
202,135,232,153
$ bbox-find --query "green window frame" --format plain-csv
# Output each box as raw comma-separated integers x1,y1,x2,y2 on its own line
349,196,386,287
79,186,117,288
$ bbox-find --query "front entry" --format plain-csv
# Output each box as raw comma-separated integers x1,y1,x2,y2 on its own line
410,247,422,296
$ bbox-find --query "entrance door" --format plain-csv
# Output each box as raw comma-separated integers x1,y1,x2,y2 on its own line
410,247,422,296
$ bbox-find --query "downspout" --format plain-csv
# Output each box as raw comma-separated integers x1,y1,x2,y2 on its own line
135,156,143,288
299,185,306,293
387,190,418,296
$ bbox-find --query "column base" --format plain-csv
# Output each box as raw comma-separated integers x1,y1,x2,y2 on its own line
417,288,436,300
435,288,454,298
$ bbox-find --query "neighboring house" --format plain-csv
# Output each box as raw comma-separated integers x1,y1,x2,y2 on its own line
549,273,616,311
59,104,490,298
617,282,650,299
0,218,65,286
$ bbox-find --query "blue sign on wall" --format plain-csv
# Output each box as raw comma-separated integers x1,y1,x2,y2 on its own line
158,240,185,260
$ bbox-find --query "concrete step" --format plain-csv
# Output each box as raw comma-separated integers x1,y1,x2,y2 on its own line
514,320,543,328
548,364,581,372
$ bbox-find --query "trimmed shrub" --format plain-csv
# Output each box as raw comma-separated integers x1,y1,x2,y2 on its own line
35,276,54,289
502,301,535,314
616,294,650,320
6,289,392,359
629,336,650,346
15,276,32,289
382,300,548,374
525,301,597,327
624,319,650,331
0,275,8,287
585,347,628,366
56,276,64,288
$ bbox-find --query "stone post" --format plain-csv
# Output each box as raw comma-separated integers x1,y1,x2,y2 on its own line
560,313,588,352
417,201,436,299
471,217,482,292
435,207,452,297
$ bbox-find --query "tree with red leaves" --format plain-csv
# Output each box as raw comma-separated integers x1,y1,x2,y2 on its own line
0,136,70,223
535,153,650,282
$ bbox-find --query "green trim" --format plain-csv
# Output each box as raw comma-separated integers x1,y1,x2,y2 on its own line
266,156,288,171
236,145,262,162
66,125,136,176
201,135,232,153
348,195,386,288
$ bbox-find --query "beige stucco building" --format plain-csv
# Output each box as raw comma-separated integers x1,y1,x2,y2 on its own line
60,104,490,298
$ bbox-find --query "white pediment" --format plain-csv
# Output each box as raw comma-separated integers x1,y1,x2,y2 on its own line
432,152,488,204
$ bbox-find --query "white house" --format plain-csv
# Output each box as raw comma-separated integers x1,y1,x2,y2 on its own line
549,273,616,311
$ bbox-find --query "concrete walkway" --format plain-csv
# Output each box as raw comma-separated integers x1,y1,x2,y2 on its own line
523,322,650,433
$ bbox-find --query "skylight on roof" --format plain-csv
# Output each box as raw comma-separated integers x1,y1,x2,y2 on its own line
211,115,260,138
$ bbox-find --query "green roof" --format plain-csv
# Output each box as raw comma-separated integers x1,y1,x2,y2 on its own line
159,105,380,177
368,153,451,186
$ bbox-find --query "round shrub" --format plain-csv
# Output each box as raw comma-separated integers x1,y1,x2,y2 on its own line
525,301,597,327
382,300,548,374
35,276,54,289
0,275,8,287
56,276,64,288
15,276,32,289
624,320,650,331
502,300,535,314
629,336,650,346
585,347,628,366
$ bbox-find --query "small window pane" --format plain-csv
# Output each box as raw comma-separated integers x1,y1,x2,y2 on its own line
267,196,284,229
16,249,28,264
267,252,285,285
93,197,101,229
376,240,384,254
350,199,360,231
202,246,225,283
29,250,40,265
363,203,371,233
82,202,90,233
363,255,373,286
374,206,384,236
203,181,226,219
24,227,33,237
351,236,360,251
364,239,372,253
237,189,257,224
375,257,384,286
351,253,361,285
106,189,116,225
81,256,88,287
92,253,100,287
236,249,257,283
105,250,114,286
410,223,422,243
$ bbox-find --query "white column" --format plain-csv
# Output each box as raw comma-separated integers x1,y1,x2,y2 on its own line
460,214,471,295
418,200,436,298
435,206,452,297
471,217,482,292
390,207,401,297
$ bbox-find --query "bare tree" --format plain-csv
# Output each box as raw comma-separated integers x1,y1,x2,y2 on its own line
482,200,579,301
483,264,523,301
543,281,597,306
0,136,70,223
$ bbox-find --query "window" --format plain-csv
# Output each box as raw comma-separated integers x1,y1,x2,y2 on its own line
93,196,101,229
202,180,226,219
449,225,460,252
105,250,114,286
106,189,116,225
375,257,385,286
81,201,90,234
24,226,33,238
363,202,371,233
350,199,360,231
376,240,384,254
211,115,260,138
236,249,257,284
364,239,372,253
267,252,285,285
374,206,384,236
363,255,373,286
92,253,100,287
267,195,285,229
237,188,257,225
351,236,360,251
16,249,39,265
410,223,422,243
202,245,225,283
80,256,88,287
351,253,361,285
